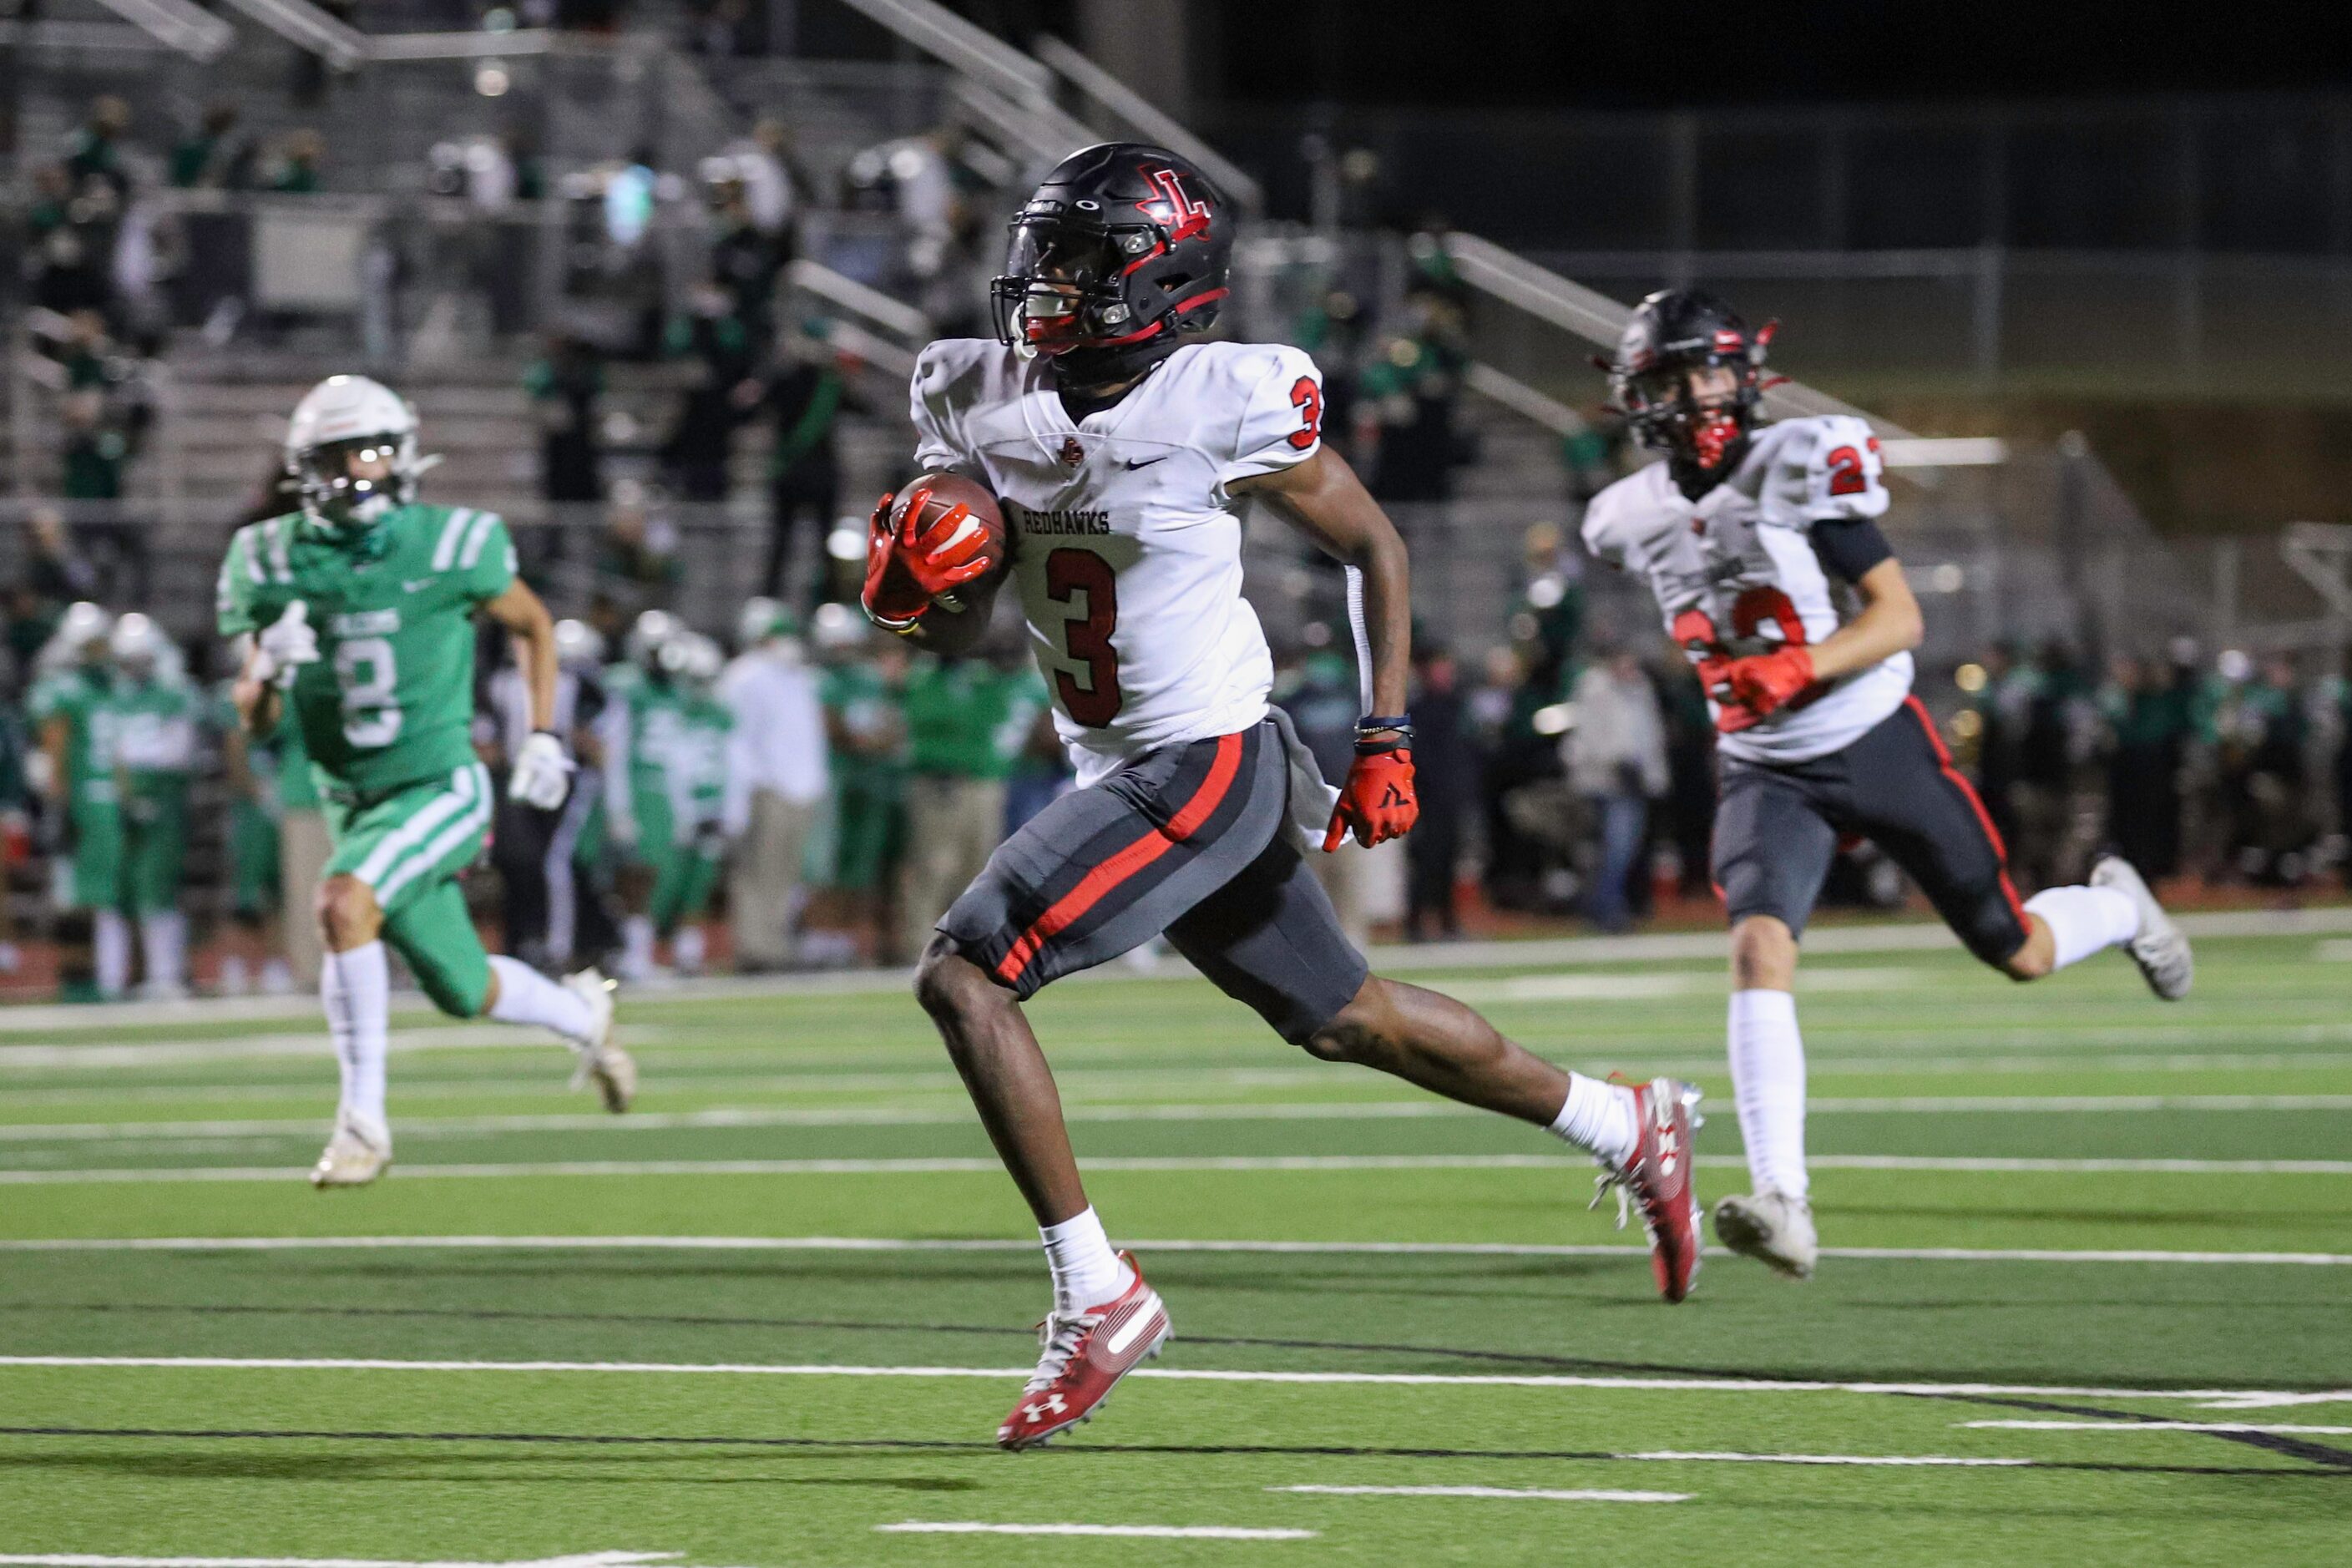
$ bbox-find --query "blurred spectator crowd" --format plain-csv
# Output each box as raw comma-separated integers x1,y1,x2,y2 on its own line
2,81,2348,1001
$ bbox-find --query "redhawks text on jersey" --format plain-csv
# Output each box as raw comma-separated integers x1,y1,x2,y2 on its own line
910,338,1324,784
1581,415,1912,765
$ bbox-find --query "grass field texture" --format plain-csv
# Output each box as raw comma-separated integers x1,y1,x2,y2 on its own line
3,914,2349,1565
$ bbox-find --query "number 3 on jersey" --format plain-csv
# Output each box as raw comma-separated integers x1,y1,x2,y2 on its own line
1045,549,1121,726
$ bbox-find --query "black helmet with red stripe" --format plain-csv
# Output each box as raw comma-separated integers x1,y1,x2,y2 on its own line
1603,289,1778,498
990,142,1232,384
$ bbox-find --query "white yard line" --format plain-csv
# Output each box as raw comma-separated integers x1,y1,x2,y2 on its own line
1617,1451,2030,1467
1959,1419,2352,1434
0,1356,2340,1409
1271,1485,1688,1502
875,1524,1316,1540
8,1095,2349,1150
5,907,2343,1038
3,1234,2349,1267
0,1029,665,1070
8,1149,2352,1186
0,1556,714,1568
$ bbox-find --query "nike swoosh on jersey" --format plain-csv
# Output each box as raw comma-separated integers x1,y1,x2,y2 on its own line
402,578,434,593
1121,454,1171,469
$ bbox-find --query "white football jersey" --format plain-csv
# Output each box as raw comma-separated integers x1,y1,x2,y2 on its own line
1582,415,1911,765
910,337,1324,784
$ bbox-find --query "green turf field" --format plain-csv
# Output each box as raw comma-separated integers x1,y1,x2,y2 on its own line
3,918,2349,1565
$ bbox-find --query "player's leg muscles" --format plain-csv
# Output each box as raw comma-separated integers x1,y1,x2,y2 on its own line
914,935,1089,1225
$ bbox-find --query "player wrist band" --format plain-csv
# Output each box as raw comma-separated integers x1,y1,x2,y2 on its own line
1354,716,1413,754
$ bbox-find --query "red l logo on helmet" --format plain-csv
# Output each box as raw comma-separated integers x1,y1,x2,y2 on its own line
1136,167,1210,240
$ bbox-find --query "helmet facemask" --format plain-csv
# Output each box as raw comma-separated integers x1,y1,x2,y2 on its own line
1622,362,1758,482
991,208,1149,355
295,432,414,534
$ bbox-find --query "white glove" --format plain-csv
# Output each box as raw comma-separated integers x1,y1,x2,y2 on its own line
507,729,576,810
251,601,319,689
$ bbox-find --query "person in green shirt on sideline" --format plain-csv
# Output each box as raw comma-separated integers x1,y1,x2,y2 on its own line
599,619,733,979
813,617,908,962
27,603,129,1000
219,374,636,1189
895,650,1050,959
104,615,199,997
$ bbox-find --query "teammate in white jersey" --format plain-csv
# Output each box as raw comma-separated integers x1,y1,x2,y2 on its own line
1585,289,2195,1280
867,144,1706,1450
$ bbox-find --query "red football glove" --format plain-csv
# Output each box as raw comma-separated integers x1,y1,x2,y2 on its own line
1323,746,1419,851
861,488,994,628
1722,645,1817,724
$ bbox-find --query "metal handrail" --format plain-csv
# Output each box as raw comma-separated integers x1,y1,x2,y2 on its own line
71,0,232,59
787,260,932,343
1444,230,1916,442
827,0,1052,105
1029,35,1262,214
213,0,368,68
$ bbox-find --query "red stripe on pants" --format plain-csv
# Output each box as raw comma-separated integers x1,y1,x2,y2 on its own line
1903,695,2028,924
993,731,1246,986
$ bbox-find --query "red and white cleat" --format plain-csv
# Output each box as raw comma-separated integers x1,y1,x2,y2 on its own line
1591,1077,1705,1303
996,1252,1171,1451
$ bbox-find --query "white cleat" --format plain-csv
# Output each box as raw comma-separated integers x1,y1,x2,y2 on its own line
1712,1189,1818,1280
310,1112,392,1189
2091,855,2193,1000
563,967,635,1112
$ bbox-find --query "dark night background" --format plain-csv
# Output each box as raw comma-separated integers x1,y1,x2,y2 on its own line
948,1,2352,109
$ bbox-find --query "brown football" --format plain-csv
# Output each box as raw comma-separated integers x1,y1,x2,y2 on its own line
888,472,1008,590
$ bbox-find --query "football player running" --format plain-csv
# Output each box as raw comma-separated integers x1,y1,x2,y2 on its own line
1584,291,2193,1282
871,144,1704,1452
219,376,635,1189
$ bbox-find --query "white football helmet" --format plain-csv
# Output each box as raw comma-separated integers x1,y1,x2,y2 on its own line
38,601,115,674
553,618,606,671
660,630,724,692
286,375,424,532
736,595,797,651
108,612,173,679
625,609,679,672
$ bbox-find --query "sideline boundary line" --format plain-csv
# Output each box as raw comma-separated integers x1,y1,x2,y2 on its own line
0,1355,2344,1407
7,1098,2352,1147
5,906,2344,1033
10,1146,2352,1186
3,1233,2348,1266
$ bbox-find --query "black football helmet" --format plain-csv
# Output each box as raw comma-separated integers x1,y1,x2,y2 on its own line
1603,289,1777,498
990,142,1233,385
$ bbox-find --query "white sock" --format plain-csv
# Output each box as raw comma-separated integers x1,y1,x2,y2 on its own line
1040,1206,1132,1314
220,953,251,996
1728,989,1808,1200
2023,885,2142,970
321,941,391,1131
92,909,131,995
1548,1071,1638,1165
139,911,186,989
623,915,655,974
673,924,706,973
486,954,595,1043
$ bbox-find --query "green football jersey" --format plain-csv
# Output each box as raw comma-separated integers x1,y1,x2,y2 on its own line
820,661,905,794
27,665,121,808
620,675,733,833
109,675,200,800
217,503,517,797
